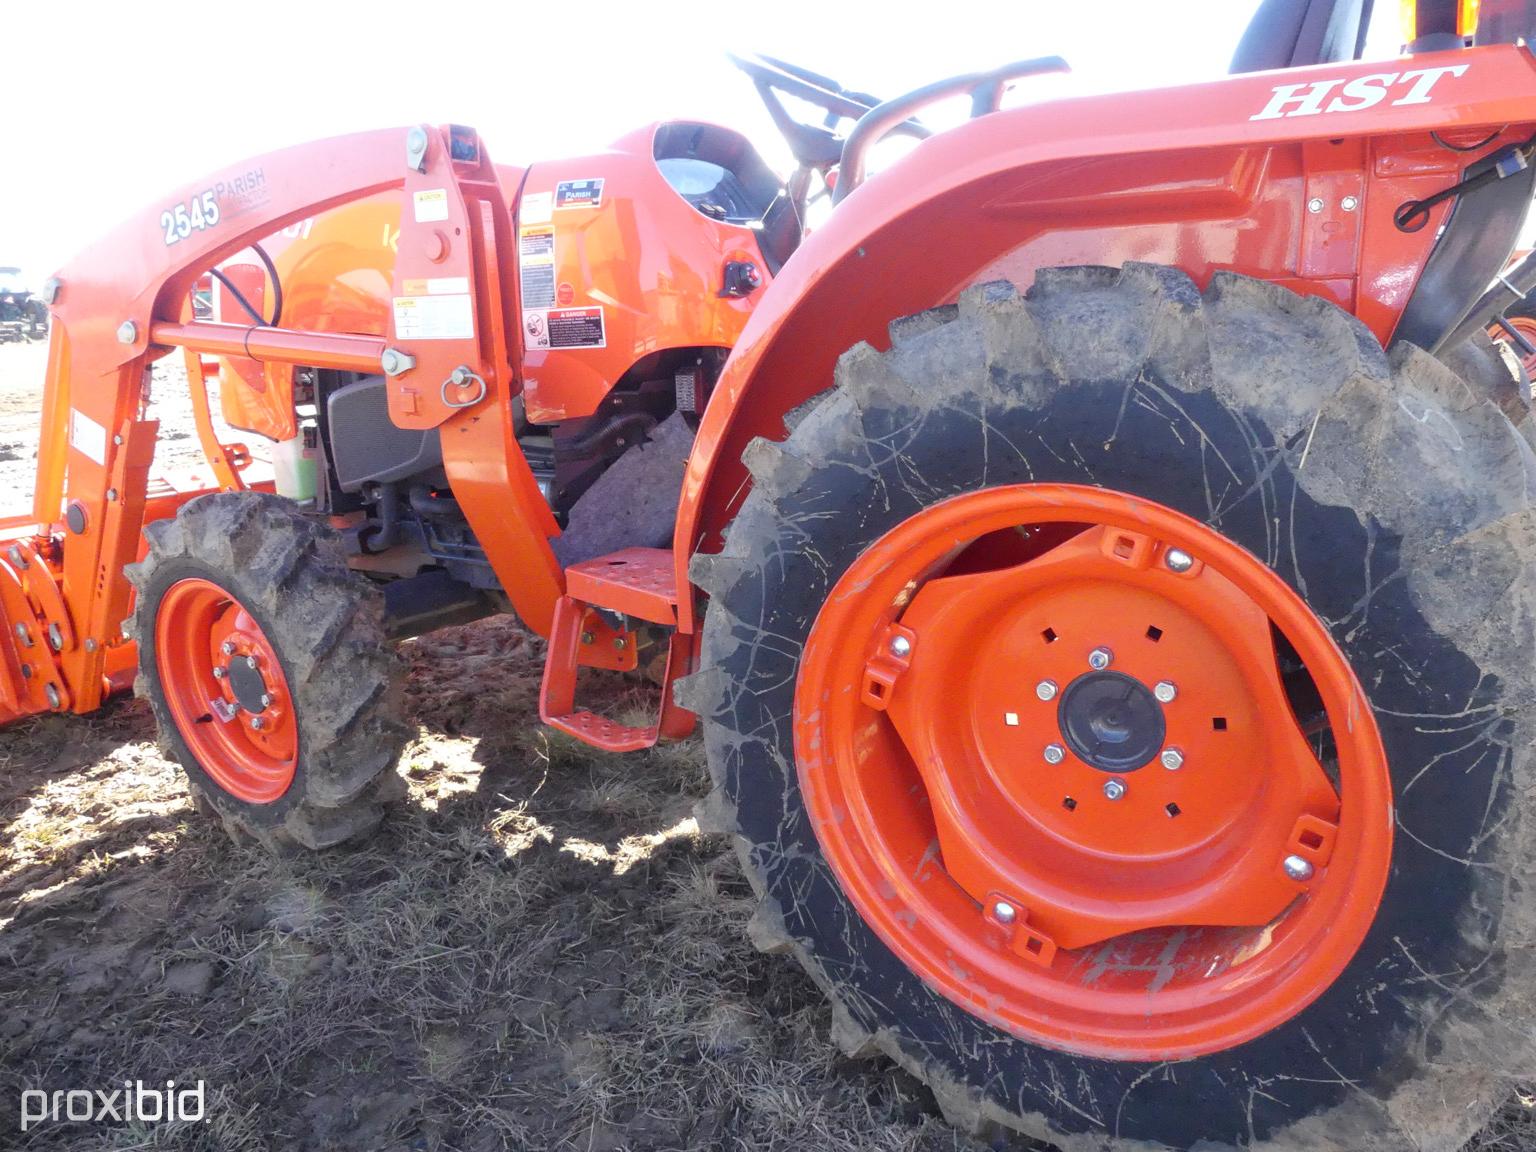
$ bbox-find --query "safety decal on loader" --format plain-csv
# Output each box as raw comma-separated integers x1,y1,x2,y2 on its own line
412,189,450,223
69,409,108,467
392,293,474,341
523,306,604,351
520,226,557,309
554,179,604,210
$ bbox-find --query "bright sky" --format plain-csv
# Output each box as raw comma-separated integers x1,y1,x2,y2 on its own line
3,0,1406,281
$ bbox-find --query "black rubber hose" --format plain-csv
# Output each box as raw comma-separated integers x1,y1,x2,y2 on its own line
207,242,284,327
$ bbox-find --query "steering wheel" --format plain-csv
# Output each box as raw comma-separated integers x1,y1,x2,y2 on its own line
728,53,930,170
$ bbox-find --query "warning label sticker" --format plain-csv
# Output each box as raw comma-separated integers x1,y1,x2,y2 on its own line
412,188,450,223
400,276,470,296
519,226,556,310
523,306,605,351
520,190,553,225
554,179,604,210
70,409,107,466
393,294,475,341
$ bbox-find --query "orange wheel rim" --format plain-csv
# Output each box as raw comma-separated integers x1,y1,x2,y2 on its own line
154,577,298,804
793,484,1393,1061
1495,314,1536,377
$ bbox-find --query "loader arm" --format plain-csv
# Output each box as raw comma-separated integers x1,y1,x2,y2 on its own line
3,124,563,725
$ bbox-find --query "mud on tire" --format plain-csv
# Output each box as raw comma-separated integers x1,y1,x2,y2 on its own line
691,265,1536,1150
129,492,407,850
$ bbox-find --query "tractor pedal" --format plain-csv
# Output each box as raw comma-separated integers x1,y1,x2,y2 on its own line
540,548,696,752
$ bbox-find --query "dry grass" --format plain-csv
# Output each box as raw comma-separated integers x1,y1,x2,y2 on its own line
0,617,979,1151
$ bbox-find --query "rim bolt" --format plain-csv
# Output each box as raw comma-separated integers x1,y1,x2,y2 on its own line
251,716,265,731
1103,778,1127,801
991,901,1017,924
1088,647,1113,671
1043,743,1066,765
1035,679,1058,702
221,641,236,656
1154,680,1177,703
1164,548,1194,573
260,693,272,708
1160,747,1185,771
245,655,258,670
212,666,226,680
1283,854,1314,881
889,635,912,659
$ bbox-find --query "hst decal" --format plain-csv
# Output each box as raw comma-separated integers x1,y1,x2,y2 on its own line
1251,65,1468,120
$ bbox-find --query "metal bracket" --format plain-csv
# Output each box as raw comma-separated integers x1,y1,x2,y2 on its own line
405,126,430,173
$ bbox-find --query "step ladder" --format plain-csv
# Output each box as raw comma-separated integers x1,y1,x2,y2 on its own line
539,547,696,751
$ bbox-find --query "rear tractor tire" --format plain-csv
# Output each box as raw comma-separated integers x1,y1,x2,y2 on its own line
128,492,408,850
692,265,1536,1150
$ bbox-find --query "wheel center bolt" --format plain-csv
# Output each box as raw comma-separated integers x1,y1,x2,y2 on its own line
1043,743,1066,765
1035,679,1058,701
1103,778,1127,801
1154,680,1177,703
1160,747,1185,771
1088,647,1114,671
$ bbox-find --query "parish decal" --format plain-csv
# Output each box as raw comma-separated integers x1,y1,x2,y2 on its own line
554,179,604,210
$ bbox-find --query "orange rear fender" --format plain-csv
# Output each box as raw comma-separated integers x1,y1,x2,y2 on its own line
673,44,1536,631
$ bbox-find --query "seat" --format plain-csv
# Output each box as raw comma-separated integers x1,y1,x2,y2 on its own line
1229,0,1376,73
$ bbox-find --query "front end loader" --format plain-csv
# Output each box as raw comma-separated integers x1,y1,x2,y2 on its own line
7,0,1536,1147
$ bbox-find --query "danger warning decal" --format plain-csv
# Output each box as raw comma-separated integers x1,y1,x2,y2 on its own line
519,226,556,309
554,179,604,210
524,306,605,351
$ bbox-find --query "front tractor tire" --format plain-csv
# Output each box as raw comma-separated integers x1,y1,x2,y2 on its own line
693,266,1536,1150
129,492,407,850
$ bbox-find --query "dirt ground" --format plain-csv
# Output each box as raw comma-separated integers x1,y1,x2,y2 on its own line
0,341,1533,1151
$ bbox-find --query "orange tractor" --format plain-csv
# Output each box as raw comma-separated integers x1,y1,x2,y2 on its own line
7,0,1536,1147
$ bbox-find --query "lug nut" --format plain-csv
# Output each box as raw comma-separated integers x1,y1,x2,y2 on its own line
1103,778,1127,801
260,693,272,708
1160,747,1185,771
1283,854,1314,881
1043,743,1066,765
889,635,912,659
1088,647,1113,671
251,716,265,731
212,666,226,680
991,901,1017,924
1154,681,1177,703
1164,548,1194,573
1035,679,1058,702
221,641,236,656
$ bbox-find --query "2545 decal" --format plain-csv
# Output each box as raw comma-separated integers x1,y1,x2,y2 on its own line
159,191,220,246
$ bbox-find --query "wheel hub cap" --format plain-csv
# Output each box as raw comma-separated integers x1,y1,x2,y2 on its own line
1057,671,1164,772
